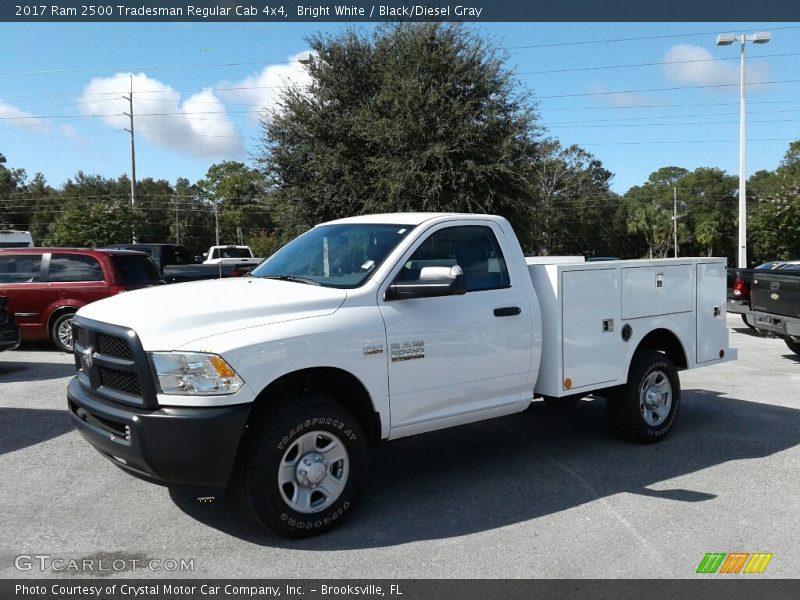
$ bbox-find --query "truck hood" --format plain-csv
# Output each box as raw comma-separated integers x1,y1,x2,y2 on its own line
77,277,347,350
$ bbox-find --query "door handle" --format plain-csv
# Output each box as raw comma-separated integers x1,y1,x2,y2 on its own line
494,306,521,317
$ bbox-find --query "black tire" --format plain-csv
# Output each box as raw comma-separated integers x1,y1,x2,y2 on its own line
741,314,755,330
50,312,76,352
786,338,800,356
235,396,367,538
606,350,680,444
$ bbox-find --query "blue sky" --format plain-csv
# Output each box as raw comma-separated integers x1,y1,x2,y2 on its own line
1,21,798,194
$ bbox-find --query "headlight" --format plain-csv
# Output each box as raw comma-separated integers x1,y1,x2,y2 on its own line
150,352,244,395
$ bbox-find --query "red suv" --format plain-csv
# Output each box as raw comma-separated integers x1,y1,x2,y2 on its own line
0,248,164,352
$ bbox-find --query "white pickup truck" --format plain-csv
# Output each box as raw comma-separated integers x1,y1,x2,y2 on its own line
67,213,735,538
201,245,262,269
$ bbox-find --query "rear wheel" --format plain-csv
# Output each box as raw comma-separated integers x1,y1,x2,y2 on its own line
786,338,800,356
607,350,680,444
235,396,367,538
50,312,76,352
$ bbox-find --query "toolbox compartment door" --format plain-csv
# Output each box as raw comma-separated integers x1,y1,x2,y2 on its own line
621,264,693,319
696,261,728,364
562,269,624,390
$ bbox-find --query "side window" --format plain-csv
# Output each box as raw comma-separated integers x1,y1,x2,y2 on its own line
400,225,510,292
48,254,104,283
0,254,43,283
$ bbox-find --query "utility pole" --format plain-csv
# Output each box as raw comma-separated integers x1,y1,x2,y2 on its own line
175,200,180,245
673,187,678,258
213,201,220,246
122,75,137,243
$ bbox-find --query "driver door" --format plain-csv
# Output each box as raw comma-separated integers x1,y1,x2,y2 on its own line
378,221,533,433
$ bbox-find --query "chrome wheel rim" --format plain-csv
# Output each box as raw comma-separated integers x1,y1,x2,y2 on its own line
639,370,672,426
278,430,349,514
57,317,74,350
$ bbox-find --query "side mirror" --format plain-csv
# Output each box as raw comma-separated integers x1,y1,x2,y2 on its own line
385,265,466,301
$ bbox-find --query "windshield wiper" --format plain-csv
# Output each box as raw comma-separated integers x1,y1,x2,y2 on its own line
260,274,322,286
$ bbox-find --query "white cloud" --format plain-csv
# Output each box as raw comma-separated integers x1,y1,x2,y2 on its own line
79,73,243,158
662,44,769,89
217,51,313,120
0,99,50,134
587,84,667,108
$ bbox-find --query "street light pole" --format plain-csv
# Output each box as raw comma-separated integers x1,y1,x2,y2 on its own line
716,31,771,268
738,36,746,268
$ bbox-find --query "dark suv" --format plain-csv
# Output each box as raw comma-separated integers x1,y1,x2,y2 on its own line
0,248,164,352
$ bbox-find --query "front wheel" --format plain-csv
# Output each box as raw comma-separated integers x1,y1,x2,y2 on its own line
786,338,800,356
235,396,367,538
607,350,680,444
50,312,76,352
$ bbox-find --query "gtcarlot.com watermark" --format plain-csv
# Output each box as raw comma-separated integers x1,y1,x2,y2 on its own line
14,554,195,574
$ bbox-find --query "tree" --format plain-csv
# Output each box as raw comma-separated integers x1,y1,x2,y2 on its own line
625,198,673,258
748,141,800,263
258,23,542,232
525,141,627,256
622,168,689,258
50,199,140,246
197,161,272,245
0,153,29,230
21,173,58,244
47,173,138,246
677,168,737,258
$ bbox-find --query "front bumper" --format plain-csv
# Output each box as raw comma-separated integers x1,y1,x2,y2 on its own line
67,377,251,487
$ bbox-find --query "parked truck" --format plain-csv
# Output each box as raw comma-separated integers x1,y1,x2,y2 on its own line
727,261,799,328
201,245,262,271
0,229,34,248
749,264,800,355
68,214,735,538
104,243,252,283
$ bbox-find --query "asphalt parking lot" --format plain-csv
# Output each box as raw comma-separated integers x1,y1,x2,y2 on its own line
1,314,798,579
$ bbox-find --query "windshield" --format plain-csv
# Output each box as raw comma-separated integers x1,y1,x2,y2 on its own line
213,247,252,259
112,255,164,286
251,223,415,288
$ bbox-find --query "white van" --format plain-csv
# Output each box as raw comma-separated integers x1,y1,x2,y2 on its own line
0,230,34,248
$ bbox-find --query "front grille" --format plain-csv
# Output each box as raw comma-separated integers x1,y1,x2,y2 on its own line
72,317,156,409
99,367,142,396
97,333,133,360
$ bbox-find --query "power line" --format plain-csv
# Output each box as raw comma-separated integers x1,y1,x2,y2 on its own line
546,107,799,125
549,117,800,129
516,51,800,76
542,100,800,111
538,78,800,100
0,109,260,121
504,25,800,50
0,57,310,77
576,137,798,146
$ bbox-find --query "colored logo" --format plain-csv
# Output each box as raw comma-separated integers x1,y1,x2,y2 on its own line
696,552,773,574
